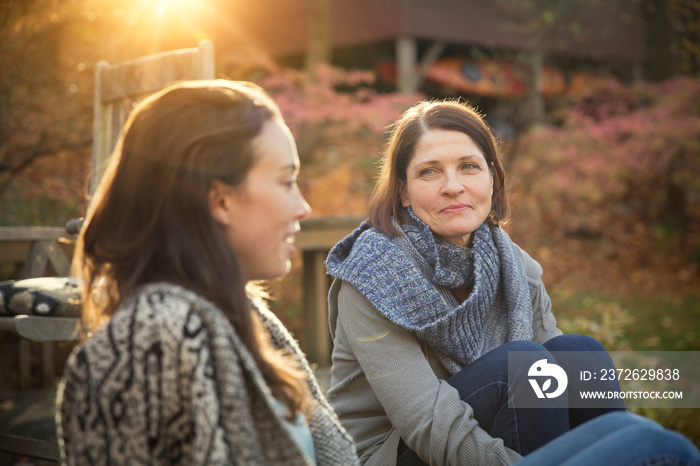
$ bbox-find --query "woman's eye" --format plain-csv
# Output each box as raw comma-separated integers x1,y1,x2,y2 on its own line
461,163,479,171
419,168,435,176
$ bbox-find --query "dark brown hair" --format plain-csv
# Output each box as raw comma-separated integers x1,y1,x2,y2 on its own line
74,80,312,417
369,99,510,236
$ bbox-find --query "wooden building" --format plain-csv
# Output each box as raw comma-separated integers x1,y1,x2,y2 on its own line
217,0,644,92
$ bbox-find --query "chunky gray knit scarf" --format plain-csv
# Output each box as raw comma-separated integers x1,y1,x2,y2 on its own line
326,208,533,373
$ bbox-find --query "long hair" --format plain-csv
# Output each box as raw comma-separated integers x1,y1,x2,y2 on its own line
74,79,312,417
369,99,510,236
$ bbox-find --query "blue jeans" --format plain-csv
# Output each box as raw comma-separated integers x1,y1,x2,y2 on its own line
517,411,700,466
398,412,700,466
397,335,627,465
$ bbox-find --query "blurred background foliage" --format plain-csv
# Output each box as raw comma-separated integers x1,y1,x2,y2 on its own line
506,76,700,442
1,0,699,445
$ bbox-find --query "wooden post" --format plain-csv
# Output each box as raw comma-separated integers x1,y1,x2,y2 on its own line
41,342,54,388
198,39,216,79
396,37,445,93
304,0,333,73
0,334,19,389
21,242,50,279
397,35,418,93
18,339,31,389
91,60,111,195
525,50,544,124
296,216,363,365
303,250,331,366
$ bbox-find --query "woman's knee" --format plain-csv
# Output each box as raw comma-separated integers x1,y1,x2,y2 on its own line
500,340,549,353
544,335,617,381
486,340,550,374
491,340,556,380
473,341,550,371
544,334,606,352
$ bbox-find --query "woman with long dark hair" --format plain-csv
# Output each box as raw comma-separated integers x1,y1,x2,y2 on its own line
58,80,357,466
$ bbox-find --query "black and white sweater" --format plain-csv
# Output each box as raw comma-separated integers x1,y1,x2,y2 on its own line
57,282,358,466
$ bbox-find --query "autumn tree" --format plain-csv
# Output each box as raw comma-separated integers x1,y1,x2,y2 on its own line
0,0,93,196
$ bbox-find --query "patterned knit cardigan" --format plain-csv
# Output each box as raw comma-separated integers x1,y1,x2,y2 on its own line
56,282,358,466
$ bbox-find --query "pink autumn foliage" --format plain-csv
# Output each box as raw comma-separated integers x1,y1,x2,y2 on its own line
510,77,700,291
259,64,423,139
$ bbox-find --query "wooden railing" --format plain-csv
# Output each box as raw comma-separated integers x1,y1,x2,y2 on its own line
296,216,364,366
0,227,74,278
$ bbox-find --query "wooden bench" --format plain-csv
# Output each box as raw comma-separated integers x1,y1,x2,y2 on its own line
0,227,77,391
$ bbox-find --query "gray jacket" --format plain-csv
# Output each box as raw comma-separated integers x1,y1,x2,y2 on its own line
326,247,561,466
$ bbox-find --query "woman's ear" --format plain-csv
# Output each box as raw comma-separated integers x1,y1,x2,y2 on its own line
209,180,231,226
399,180,411,207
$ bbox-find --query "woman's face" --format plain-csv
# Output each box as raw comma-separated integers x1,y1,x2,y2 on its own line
210,119,311,281
401,128,493,247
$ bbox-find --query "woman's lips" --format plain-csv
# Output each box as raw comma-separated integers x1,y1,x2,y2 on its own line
284,230,300,255
285,242,297,255
441,204,470,214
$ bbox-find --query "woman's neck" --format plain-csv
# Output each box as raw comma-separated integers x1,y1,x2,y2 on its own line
450,285,472,303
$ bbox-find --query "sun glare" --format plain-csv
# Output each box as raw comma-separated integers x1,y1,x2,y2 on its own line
136,0,213,48
152,0,197,16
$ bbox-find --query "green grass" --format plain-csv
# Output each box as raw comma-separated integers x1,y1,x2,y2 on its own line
0,193,83,227
552,291,700,352
551,289,700,447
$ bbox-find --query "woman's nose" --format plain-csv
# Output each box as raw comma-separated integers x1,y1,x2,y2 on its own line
296,192,312,220
441,173,465,196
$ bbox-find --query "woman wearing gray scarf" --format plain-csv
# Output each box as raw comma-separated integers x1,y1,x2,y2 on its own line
325,100,699,466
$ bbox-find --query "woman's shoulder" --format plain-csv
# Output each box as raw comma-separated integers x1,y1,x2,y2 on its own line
77,283,210,359
327,221,394,272
513,243,544,283
251,294,295,348
119,282,207,331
